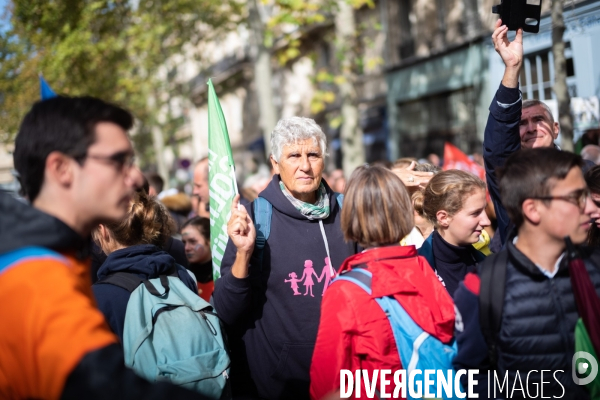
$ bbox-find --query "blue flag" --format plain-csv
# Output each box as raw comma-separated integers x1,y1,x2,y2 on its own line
39,76,57,100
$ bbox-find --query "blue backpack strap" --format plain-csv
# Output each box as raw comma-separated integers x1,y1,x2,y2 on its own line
334,193,344,210
333,267,372,294
0,246,64,274
253,197,272,271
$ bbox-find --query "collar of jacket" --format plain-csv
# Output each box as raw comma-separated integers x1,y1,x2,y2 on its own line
339,245,422,297
418,231,486,270
0,193,90,260
506,240,570,278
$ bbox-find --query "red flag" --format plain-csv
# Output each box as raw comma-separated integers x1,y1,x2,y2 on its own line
442,142,485,181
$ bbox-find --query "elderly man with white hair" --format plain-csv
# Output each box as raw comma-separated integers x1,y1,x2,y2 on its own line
213,117,358,399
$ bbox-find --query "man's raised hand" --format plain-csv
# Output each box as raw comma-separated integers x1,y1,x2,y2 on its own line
492,19,523,88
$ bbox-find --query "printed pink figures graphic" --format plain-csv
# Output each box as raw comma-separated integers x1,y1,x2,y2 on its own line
318,257,336,296
300,260,320,297
284,272,302,295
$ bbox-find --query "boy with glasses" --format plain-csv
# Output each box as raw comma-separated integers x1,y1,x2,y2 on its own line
0,96,205,399
453,147,600,399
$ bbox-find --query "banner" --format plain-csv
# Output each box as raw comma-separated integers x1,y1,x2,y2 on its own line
207,79,238,281
442,142,485,181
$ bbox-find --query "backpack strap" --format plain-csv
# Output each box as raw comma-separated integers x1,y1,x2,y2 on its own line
96,271,173,296
333,267,372,294
253,197,272,271
479,249,508,370
0,246,66,274
335,193,344,209
96,272,145,293
252,193,342,272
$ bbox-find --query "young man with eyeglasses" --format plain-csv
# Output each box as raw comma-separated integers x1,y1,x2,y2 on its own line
453,147,600,399
0,96,205,399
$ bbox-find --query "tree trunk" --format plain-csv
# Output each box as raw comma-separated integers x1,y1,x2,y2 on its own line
551,0,574,151
248,0,278,159
335,0,365,176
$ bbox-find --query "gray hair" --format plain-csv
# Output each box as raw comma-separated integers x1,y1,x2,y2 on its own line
523,99,555,125
581,144,600,165
270,117,328,162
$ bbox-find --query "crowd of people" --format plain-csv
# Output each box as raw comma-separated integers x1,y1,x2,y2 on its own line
1,19,600,400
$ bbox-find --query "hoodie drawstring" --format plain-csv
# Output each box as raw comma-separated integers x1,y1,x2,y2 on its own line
318,220,335,276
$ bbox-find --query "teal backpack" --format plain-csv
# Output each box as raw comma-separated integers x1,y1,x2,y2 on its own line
106,271,231,399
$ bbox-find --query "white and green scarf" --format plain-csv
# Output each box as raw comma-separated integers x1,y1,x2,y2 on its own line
279,181,330,220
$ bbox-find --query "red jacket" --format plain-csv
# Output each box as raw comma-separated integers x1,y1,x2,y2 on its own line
310,246,455,400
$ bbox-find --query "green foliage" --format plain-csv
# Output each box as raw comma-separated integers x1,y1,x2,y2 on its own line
0,0,243,161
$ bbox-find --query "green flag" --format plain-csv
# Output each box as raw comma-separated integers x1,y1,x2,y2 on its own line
207,79,237,281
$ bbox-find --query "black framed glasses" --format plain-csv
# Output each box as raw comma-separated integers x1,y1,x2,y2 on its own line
529,188,590,211
77,150,135,172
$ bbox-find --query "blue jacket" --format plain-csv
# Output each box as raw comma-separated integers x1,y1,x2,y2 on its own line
453,243,600,399
213,175,357,400
92,244,197,342
482,84,522,246
483,84,595,248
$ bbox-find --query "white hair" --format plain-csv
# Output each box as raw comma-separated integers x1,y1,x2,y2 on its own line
581,145,600,165
270,117,328,162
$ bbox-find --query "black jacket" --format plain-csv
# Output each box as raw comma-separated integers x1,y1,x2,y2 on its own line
92,244,197,342
212,176,357,399
453,241,600,399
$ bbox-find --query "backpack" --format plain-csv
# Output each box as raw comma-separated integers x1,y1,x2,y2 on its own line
253,193,344,270
478,250,508,369
99,270,231,399
334,267,458,400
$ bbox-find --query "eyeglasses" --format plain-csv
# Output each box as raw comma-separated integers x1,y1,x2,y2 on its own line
530,188,590,211
77,150,136,172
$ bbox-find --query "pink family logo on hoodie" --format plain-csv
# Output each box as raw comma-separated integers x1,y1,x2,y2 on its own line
284,257,336,297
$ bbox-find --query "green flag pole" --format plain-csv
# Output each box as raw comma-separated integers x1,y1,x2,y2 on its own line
207,79,238,281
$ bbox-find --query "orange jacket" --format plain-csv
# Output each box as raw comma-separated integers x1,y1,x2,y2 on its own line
0,248,117,400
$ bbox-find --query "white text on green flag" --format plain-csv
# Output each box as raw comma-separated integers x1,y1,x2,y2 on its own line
207,79,237,281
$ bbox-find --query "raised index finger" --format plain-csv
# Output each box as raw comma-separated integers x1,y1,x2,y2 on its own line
230,194,241,213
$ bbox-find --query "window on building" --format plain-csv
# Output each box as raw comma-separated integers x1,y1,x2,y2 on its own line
396,87,479,158
520,43,577,100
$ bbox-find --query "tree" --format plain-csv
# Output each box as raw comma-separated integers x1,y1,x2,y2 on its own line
0,0,243,172
264,0,371,174
248,0,278,157
551,0,574,151
334,0,365,175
